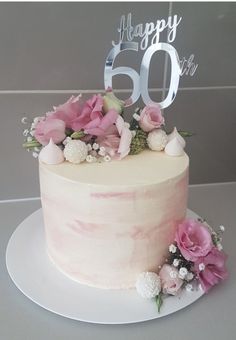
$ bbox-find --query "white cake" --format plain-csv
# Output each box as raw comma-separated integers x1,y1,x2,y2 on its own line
39,150,189,289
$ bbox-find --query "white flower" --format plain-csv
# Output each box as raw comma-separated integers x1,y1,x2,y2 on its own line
147,129,168,151
30,130,35,136
198,263,205,271
92,143,99,150
169,270,178,279
64,140,88,164
27,136,33,142
21,117,28,124
98,146,106,156
104,155,111,162
133,113,141,121
86,155,94,163
185,283,193,292
23,129,29,137
217,243,223,251
186,272,194,281
32,152,38,158
173,258,180,267
87,144,92,151
124,122,130,129
169,244,177,253
62,137,72,146
135,272,161,299
131,130,136,138
178,267,188,279
219,225,225,232
33,117,41,124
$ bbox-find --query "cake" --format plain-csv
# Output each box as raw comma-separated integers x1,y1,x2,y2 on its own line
39,150,189,289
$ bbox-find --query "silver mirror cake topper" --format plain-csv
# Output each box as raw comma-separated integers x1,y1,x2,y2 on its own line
104,13,198,108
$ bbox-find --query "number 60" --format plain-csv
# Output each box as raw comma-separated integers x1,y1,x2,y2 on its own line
104,41,181,108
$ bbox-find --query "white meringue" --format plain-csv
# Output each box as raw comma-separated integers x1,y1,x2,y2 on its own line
165,137,184,157
39,139,64,165
168,127,186,148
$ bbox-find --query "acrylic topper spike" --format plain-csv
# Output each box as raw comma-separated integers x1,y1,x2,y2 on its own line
104,13,198,108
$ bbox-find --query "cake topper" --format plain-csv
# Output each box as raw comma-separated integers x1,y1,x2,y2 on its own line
104,13,198,108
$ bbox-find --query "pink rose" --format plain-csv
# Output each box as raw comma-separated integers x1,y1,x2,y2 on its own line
194,247,228,293
34,117,66,146
96,116,132,159
159,264,183,295
139,104,165,132
48,95,81,129
175,219,213,262
71,94,118,136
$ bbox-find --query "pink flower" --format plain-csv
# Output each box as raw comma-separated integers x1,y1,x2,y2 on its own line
96,116,132,159
175,219,213,262
71,94,118,136
159,264,183,295
194,247,228,293
34,117,66,146
48,95,81,129
139,104,165,132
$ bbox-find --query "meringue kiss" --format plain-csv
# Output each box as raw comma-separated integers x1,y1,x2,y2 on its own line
39,138,64,165
168,127,186,148
165,137,184,157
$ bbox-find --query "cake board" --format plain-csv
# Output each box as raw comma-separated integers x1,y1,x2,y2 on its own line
6,208,204,324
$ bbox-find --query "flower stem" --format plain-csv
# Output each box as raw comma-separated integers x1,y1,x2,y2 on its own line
155,293,163,313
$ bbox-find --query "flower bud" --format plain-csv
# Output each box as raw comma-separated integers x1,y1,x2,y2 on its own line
103,91,124,114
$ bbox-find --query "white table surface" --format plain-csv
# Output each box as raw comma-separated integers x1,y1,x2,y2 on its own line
1,182,236,340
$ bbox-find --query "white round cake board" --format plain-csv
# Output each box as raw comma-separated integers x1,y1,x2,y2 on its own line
6,208,204,324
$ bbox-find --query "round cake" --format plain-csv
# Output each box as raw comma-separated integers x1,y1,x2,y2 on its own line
39,150,189,289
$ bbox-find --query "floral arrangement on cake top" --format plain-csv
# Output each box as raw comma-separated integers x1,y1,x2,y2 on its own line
135,218,228,312
22,90,191,165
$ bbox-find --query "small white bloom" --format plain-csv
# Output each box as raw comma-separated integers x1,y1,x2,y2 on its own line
169,270,178,279
173,258,180,267
30,130,35,136
131,130,136,138
178,267,188,279
219,225,225,232
133,113,140,121
62,137,72,146
27,136,33,142
23,129,29,137
124,122,130,128
98,146,106,156
32,152,38,158
33,117,41,123
21,117,28,124
217,243,223,251
87,144,92,151
104,155,111,162
186,272,194,281
198,263,205,271
135,272,161,299
147,129,168,151
86,155,94,163
169,244,177,253
64,140,88,164
185,283,193,292
92,143,99,150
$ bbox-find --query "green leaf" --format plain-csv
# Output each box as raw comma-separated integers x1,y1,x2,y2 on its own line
178,130,194,137
155,293,163,313
22,141,42,149
71,130,86,139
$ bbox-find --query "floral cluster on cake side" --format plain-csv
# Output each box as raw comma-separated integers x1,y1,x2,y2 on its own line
22,90,191,165
136,218,228,312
